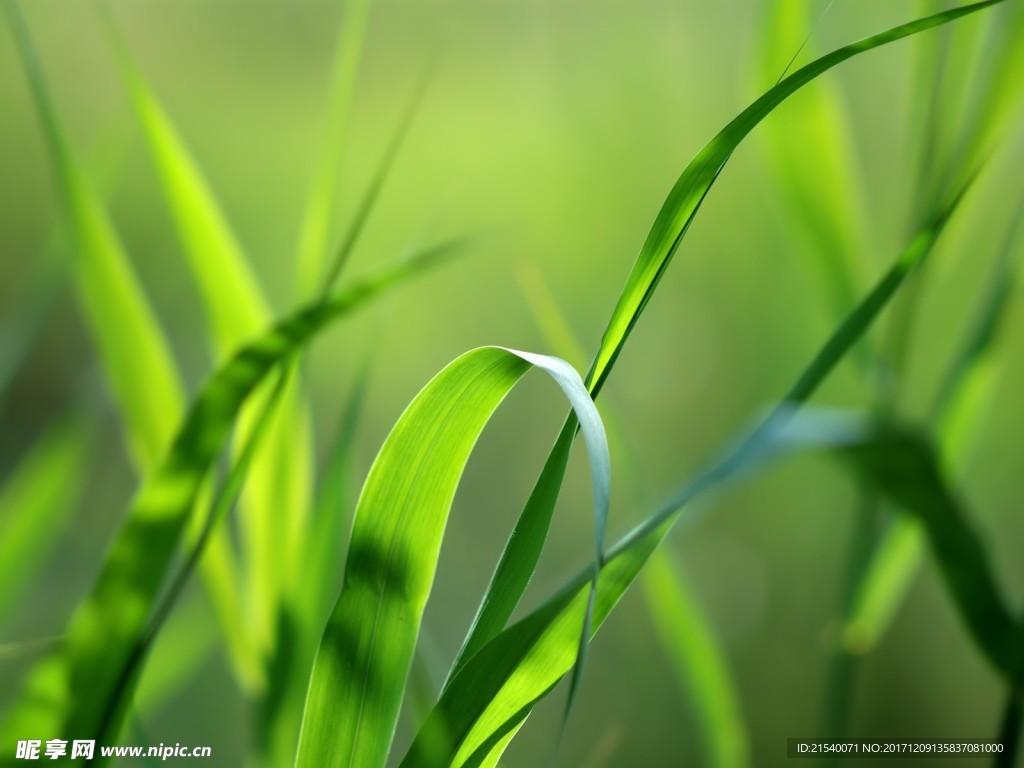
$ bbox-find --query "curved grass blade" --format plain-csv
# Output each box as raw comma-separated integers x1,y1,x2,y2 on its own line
842,204,1023,654
294,0,373,300
295,346,610,768
0,416,89,624
449,0,1008,687
402,177,973,767
3,0,183,468
642,551,749,768
0,241,462,752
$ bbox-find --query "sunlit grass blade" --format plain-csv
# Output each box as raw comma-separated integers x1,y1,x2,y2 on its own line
641,551,748,768
97,3,269,352
256,355,373,766
3,0,183,468
0,241,463,754
93,369,293,742
403,177,972,766
841,427,1024,682
294,0,373,299
0,416,90,624
842,204,1023,654
295,346,610,768
755,0,867,321
448,0,1008,687
96,4,317,665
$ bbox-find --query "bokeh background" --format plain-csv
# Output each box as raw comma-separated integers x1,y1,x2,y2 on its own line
2,0,1022,765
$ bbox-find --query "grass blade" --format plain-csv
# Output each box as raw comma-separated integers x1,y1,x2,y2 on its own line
0,241,462,753
448,0,1008,687
0,416,90,624
841,427,1024,682
842,204,1023,654
96,5,318,664
755,0,867,321
3,0,183,468
402,175,972,766
295,346,609,768
294,0,373,300
642,551,749,768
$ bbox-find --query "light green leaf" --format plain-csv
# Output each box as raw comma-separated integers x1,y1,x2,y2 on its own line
642,551,748,768
295,346,610,768
96,5,315,667
0,241,463,755
3,0,183,469
755,0,867,321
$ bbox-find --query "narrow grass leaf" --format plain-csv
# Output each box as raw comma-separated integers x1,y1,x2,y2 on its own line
642,551,749,768
295,0,373,299
295,346,609,768
0,242,462,754
404,174,973,766
756,0,867,321
450,0,1007,688
97,6,317,663
841,427,1024,682
3,0,183,468
0,416,89,623
843,205,1022,653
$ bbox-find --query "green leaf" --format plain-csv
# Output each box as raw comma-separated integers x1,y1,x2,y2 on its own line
642,551,748,768
0,416,90,624
3,0,184,469
842,206,1022,653
0,241,462,754
97,6,316,666
449,0,1007,688
755,0,867,321
841,427,1024,682
294,0,373,300
403,167,973,766
295,346,610,768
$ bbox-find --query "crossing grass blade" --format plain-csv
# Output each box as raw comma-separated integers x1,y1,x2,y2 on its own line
3,0,183,469
0,241,463,756
0,416,90,624
842,204,1023,654
295,346,610,768
97,5,316,665
402,169,975,766
449,0,1007,701
642,551,749,768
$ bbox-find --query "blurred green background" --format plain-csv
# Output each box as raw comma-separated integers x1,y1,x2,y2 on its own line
1,0,1022,765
